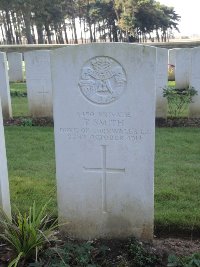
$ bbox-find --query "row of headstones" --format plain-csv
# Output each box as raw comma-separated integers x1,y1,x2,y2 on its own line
1,47,200,120
0,52,23,119
1,44,158,240
168,47,200,117
0,44,200,241
0,51,53,119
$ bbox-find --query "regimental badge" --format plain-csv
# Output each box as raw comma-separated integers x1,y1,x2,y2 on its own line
79,56,127,104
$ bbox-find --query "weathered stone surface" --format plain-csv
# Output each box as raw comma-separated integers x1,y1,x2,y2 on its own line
0,52,12,119
0,97,11,218
51,44,156,240
189,47,200,118
7,52,23,82
156,48,168,118
24,50,53,117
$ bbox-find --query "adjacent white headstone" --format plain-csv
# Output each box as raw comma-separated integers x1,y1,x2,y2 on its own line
0,97,11,218
175,48,191,89
168,48,178,81
51,44,156,240
7,52,23,82
156,48,168,118
24,50,53,117
189,47,200,117
168,48,179,66
0,52,12,119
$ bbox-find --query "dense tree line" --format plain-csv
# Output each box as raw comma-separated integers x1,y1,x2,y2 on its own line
0,0,180,44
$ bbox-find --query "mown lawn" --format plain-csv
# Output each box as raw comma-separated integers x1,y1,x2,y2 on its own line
4,126,200,235
155,128,200,235
5,127,56,214
11,97,29,117
10,82,29,117
10,82,27,95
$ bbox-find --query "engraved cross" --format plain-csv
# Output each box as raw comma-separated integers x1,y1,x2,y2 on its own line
83,145,125,213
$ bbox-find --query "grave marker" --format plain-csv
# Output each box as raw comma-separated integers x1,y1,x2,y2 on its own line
175,48,191,89
189,47,200,117
24,50,53,117
168,48,178,81
51,44,157,240
7,52,23,82
156,48,168,118
0,52,12,119
0,97,11,217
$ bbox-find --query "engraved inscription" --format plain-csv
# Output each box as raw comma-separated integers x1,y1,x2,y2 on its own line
59,111,151,142
79,57,127,104
84,145,125,212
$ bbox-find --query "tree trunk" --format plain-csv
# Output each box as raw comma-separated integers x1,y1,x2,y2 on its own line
16,12,23,44
102,19,106,42
45,23,52,44
36,23,44,44
93,23,96,42
88,21,93,42
72,17,78,44
70,24,74,43
0,24,6,43
63,22,69,44
7,11,15,44
31,22,36,44
98,22,102,42
109,25,112,42
11,11,20,44
79,17,83,44
4,11,12,44
87,0,93,42
111,21,118,42
156,29,160,42
83,19,87,43
58,23,64,44
22,11,33,44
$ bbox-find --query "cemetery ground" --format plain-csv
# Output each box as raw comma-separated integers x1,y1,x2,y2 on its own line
0,82,199,266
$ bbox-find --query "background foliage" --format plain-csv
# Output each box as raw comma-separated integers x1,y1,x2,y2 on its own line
0,0,180,44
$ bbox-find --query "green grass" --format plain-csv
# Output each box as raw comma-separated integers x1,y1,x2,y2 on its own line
4,126,200,235
155,128,200,234
5,127,56,214
11,97,29,117
10,82,29,117
168,80,175,87
10,82,27,95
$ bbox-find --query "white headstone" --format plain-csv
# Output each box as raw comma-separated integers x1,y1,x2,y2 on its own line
51,44,156,240
0,52,12,119
0,97,11,218
156,48,168,118
168,48,177,67
7,52,23,82
168,48,178,81
24,50,53,117
189,47,200,117
175,48,191,89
